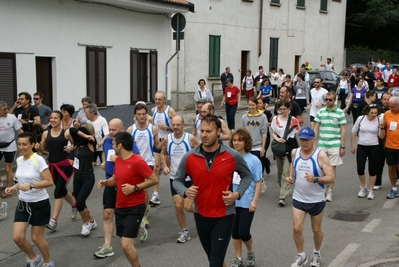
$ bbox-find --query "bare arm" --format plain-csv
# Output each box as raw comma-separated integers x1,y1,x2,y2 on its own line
219,120,231,141
249,180,262,212
340,124,346,157
190,134,200,148
153,127,161,150
160,138,170,175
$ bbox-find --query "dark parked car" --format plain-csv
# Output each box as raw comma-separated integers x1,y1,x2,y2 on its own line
307,70,340,92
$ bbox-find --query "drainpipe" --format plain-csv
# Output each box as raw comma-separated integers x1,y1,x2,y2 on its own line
258,0,263,57
165,51,178,103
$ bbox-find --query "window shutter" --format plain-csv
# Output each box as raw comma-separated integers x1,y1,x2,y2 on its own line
209,35,221,78
269,38,279,71
98,50,106,107
130,49,140,104
150,50,158,101
0,53,17,106
320,0,328,11
86,47,107,107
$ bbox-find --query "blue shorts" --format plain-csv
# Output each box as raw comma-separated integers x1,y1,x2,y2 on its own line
170,179,192,196
293,199,325,216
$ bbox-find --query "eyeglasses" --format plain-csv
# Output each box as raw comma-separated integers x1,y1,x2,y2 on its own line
325,98,335,102
33,98,40,100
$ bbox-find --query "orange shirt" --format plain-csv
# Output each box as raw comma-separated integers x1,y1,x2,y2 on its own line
383,110,399,149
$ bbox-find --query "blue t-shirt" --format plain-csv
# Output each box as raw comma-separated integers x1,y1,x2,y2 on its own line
232,153,262,208
259,85,272,99
103,137,140,178
351,87,367,103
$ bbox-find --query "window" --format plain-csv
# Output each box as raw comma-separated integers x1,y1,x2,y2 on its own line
297,0,305,7
271,0,280,4
209,35,221,78
0,53,17,106
320,0,328,11
130,49,158,104
269,38,279,72
86,47,107,107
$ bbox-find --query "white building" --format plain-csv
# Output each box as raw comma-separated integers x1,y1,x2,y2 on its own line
171,0,347,110
0,0,194,110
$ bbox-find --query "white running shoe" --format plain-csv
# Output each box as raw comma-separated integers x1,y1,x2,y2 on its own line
358,186,367,198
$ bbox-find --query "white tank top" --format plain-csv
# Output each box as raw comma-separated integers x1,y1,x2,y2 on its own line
194,114,201,140
131,123,155,166
292,148,325,203
152,106,171,139
166,132,192,180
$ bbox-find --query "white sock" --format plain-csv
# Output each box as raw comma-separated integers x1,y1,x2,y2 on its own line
298,252,306,259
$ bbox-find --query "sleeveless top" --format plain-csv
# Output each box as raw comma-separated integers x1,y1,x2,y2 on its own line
292,148,325,203
152,106,171,139
166,132,192,179
194,114,201,140
46,129,68,163
131,123,155,166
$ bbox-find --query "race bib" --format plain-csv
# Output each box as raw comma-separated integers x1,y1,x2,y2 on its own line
390,122,397,131
227,92,232,98
297,89,302,94
17,114,22,119
233,171,241,185
377,93,382,99
355,93,361,99
106,149,115,161
73,157,79,170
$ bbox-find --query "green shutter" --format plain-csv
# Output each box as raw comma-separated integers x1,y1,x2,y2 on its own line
209,35,221,78
320,0,328,11
269,38,279,71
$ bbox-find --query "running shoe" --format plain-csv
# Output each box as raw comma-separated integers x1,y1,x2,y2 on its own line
71,207,78,220
94,246,115,258
46,219,57,231
139,219,147,242
310,252,321,267
0,202,7,221
230,258,244,267
81,220,96,236
386,189,399,199
27,254,43,267
291,255,308,267
149,193,161,205
176,231,191,243
42,261,55,267
367,191,375,200
278,199,285,207
357,186,367,198
326,189,333,202
247,251,255,267
373,185,381,190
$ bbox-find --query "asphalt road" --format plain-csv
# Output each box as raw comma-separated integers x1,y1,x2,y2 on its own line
1,105,399,267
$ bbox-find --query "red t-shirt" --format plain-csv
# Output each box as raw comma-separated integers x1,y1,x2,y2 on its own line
224,86,240,106
114,154,153,208
388,74,399,87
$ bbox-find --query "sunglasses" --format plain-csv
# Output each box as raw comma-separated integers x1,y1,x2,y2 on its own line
33,98,40,100
325,98,335,102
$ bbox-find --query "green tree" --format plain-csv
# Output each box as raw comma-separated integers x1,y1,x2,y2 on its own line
346,0,399,51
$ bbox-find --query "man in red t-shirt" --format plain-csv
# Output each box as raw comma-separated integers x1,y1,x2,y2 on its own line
388,68,399,92
98,132,157,267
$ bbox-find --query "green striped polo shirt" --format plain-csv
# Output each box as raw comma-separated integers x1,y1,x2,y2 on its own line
314,106,347,148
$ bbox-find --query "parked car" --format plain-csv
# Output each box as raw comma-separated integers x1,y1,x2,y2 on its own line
307,70,340,92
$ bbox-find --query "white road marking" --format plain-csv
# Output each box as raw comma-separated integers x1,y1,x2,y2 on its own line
328,243,360,267
361,219,382,233
383,200,396,209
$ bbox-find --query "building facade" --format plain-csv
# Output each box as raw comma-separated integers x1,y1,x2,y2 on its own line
0,0,193,112
170,0,346,110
